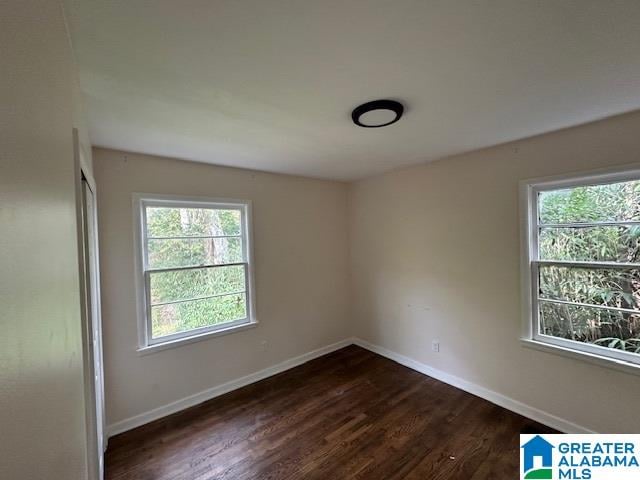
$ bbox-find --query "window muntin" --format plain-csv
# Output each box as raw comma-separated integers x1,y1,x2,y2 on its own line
525,174,640,365
136,197,255,347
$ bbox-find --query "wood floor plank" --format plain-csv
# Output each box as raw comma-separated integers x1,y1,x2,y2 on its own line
105,345,555,480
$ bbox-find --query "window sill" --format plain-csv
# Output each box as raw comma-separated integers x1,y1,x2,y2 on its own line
137,321,258,356
521,338,640,377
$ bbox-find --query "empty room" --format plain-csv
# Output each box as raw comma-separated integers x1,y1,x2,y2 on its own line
4,1,640,479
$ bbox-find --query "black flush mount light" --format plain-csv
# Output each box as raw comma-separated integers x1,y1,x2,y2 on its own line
352,99,404,128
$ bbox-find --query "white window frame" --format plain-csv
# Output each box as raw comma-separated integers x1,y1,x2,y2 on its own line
133,193,257,354
520,164,640,374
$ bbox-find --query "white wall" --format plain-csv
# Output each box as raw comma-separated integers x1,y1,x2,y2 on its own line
349,110,640,434
94,148,351,426
98,112,640,435
0,1,92,478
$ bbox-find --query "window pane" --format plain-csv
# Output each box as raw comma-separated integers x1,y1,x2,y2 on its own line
148,237,243,268
146,207,241,237
150,265,245,304
539,265,640,311
151,292,247,338
538,180,640,224
539,225,640,263
539,301,640,354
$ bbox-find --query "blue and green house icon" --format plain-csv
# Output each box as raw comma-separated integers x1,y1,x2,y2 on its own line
522,435,554,479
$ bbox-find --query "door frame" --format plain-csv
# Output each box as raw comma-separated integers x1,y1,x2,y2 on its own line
73,129,106,479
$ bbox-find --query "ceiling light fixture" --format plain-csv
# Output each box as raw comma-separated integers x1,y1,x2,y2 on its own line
351,99,404,128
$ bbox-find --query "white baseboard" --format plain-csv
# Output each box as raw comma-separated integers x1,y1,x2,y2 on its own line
108,336,594,438
107,338,354,437
352,337,595,434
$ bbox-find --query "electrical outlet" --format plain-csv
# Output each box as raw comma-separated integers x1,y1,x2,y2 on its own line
432,340,440,353
260,340,268,350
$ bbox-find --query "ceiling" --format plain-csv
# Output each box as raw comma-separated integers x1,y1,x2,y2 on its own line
64,0,640,181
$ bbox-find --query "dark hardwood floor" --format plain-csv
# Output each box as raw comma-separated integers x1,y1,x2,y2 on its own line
106,345,554,480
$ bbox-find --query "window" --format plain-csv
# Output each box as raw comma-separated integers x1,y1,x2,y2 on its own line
521,168,640,368
134,194,256,350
